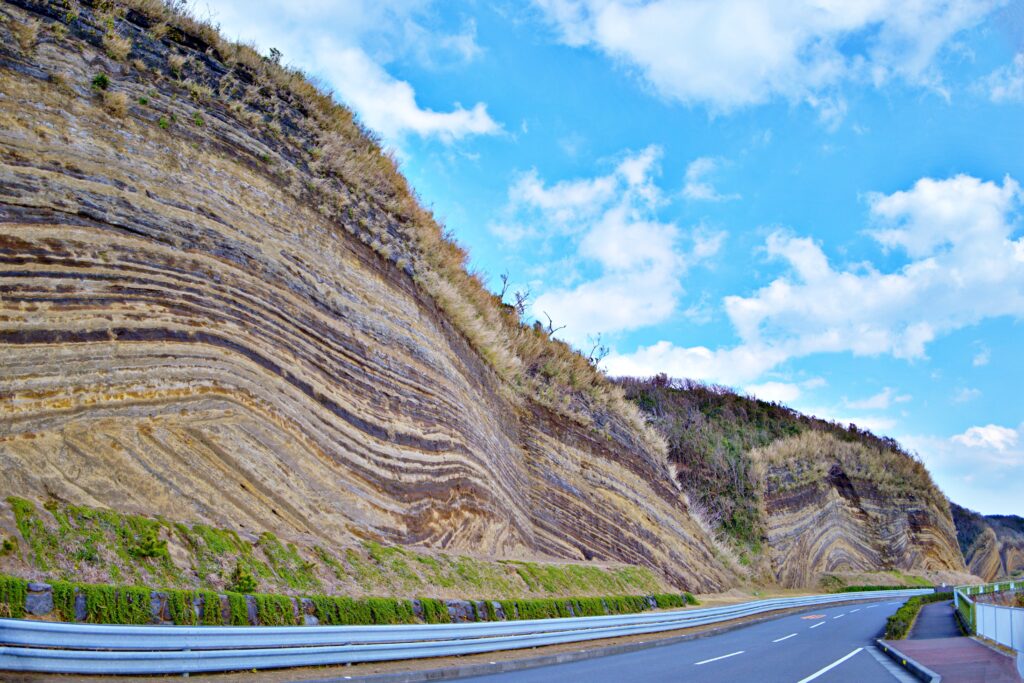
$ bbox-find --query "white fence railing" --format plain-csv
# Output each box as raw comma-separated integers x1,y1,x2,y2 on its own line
954,580,1023,652
0,589,931,675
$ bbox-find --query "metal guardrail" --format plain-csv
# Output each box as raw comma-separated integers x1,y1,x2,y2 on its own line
0,589,930,675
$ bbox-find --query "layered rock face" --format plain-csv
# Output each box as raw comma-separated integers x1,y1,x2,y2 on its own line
621,379,966,588
758,434,966,587
951,504,1024,581
0,1,730,590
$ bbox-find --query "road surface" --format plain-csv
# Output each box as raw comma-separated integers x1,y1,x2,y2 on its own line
459,597,917,683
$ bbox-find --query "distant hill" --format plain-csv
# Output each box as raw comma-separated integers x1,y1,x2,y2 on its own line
950,503,1024,581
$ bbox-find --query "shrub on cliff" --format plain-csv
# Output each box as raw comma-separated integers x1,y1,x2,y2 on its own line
227,562,258,594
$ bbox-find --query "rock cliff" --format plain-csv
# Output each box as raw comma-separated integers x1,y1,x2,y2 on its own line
621,378,967,587
951,503,1024,581
756,432,965,587
0,0,730,590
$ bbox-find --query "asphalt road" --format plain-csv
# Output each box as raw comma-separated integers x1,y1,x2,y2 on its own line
460,597,917,683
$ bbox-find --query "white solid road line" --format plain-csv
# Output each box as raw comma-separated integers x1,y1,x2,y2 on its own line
772,633,797,642
694,650,745,666
809,622,825,629
795,647,864,683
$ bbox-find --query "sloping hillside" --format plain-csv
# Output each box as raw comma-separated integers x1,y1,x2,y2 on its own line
620,377,967,587
0,0,731,591
951,503,1024,581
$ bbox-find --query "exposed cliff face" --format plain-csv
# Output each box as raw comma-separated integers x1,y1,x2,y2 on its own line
757,433,965,587
951,503,1024,581
621,379,966,587
0,0,730,590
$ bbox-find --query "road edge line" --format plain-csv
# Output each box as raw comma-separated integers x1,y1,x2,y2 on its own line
875,639,942,683
291,598,895,683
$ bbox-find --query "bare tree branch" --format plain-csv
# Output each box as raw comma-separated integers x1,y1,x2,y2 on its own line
543,312,566,335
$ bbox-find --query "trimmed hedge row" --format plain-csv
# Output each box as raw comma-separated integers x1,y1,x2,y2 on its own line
0,574,699,627
884,591,952,639
0,575,27,618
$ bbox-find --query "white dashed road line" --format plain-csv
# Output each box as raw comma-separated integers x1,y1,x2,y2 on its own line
866,604,877,609
850,608,860,613
694,650,745,666
832,614,845,619
773,633,797,643
809,622,825,629
796,647,864,683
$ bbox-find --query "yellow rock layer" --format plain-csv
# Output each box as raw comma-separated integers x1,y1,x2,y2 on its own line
0,2,730,590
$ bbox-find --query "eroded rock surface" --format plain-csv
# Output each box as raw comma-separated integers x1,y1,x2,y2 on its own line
0,0,729,590
759,435,966,587
951,503,1024,581
621,379,966,588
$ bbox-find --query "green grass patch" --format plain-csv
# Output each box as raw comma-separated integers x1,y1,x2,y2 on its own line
418,597,450,624
0,575,27,618
254,593,297,626
258,533,320,592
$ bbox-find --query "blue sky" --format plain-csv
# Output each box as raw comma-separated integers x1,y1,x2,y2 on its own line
205,0,1024,515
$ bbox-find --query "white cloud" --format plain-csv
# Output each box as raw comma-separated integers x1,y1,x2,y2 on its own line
845,387,912,410
972,346,991,366
605,341,787,386
534,0,1001,114
682,157,739,201
953,387,982,403
493,147,722,343
953,424,1019,452
315,44,500,142
608,173,1024,385
744,381,802,404
985,52,1024,102
903,428,1024,513
207,0,499,142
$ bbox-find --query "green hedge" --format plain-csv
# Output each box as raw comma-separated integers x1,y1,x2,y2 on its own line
418,597,451,624
0,575,27,618
885,592,952,639
0,573,697,626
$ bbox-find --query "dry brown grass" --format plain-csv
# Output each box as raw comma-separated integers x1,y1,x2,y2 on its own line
103,31,132,61
102,90,129,117
167,53,187,78
12,18,39,53
751,431,944,509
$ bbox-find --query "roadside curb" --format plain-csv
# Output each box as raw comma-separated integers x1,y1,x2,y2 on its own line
876,639,942,683
294,597,905,683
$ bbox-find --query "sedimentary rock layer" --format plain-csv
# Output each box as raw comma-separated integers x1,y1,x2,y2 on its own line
951,503,1024,581
621,379,966,588
757,433,966,587
0,1,730,590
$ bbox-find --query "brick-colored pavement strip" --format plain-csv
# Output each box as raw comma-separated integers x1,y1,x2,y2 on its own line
883,637,1021,682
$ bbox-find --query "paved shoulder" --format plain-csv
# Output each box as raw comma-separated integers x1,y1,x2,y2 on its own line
884,637,1021,683
908,601,960,639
